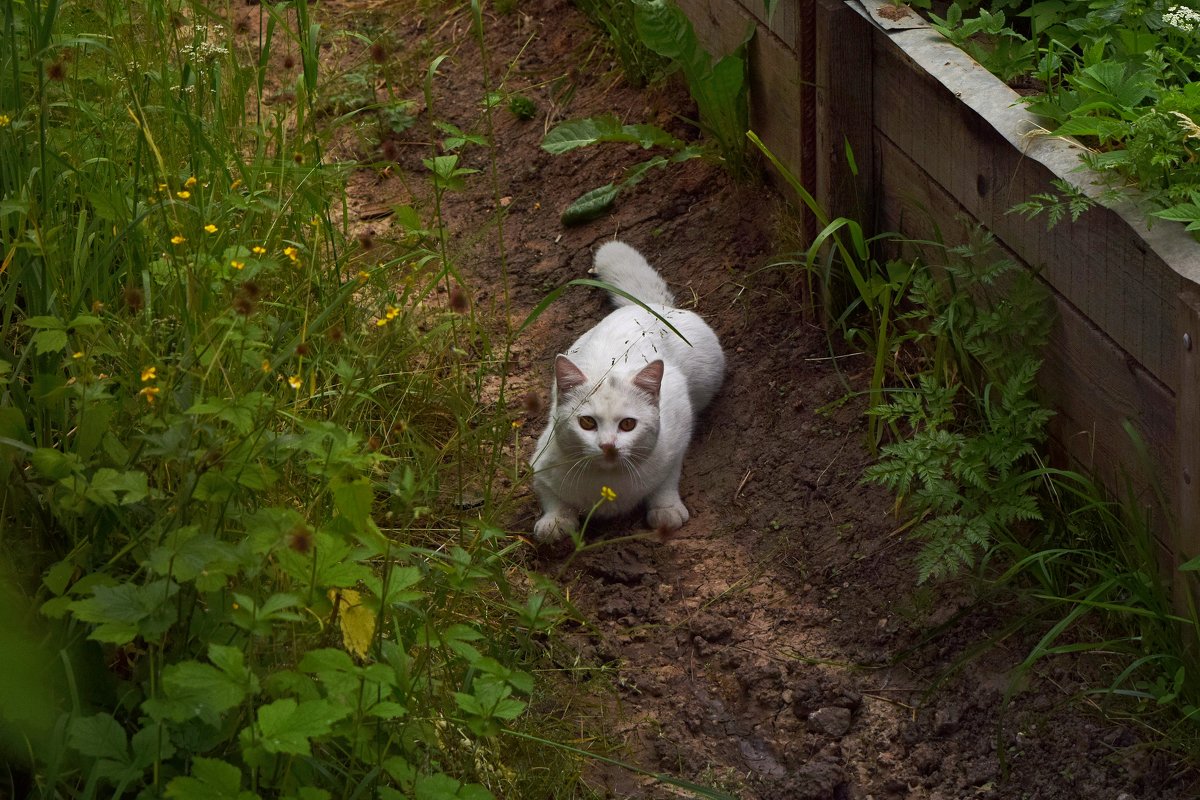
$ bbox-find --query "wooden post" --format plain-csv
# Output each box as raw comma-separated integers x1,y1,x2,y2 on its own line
813,0,875,231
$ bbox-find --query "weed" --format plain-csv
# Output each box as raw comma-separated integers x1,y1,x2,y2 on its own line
0,1,587,797
545,0,750,223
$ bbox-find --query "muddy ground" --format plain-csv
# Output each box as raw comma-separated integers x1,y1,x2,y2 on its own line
281,0,1198,796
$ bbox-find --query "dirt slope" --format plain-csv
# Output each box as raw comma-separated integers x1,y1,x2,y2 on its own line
305,0,1197,796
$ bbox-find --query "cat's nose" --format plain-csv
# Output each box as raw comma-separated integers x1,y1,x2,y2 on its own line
600,442,618,460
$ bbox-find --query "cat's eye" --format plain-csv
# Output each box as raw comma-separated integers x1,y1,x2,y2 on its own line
578,416,597,430
618,418,637,432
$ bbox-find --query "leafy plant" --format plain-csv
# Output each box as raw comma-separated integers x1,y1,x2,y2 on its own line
546,0,750,223
541,115,702,223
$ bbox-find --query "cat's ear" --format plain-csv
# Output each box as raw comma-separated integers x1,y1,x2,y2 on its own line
555,355,588,395
632,360,664,402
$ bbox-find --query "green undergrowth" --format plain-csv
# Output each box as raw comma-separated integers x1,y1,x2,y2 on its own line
927,0,1200,234
753,131,1200,753
0,1,618,797
549,0,750,224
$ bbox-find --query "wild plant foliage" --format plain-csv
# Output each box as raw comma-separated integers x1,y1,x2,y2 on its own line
0,2,571,797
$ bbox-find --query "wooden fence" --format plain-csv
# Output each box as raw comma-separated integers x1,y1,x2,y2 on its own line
675,0,1200,579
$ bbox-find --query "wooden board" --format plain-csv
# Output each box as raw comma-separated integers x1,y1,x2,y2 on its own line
814,0,874,227
676,0,811,218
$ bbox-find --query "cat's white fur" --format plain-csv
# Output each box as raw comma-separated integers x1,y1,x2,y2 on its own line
530,241,725,542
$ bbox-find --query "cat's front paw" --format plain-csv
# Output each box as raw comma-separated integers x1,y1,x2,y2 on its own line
533,512,578,543
646,501,689,533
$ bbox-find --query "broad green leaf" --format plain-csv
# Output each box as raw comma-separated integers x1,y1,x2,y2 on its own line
540,116,623,153
561,183,619,225
251,698,346,755
69,579,179,644
166,757,259,800
414,774,495,800
68,713,128,761
32,329,68,354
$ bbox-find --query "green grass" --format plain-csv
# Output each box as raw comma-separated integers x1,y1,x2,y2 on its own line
0,1,595,797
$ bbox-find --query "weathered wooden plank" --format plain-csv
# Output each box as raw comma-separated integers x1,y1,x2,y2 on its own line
877,134,1177,517
676,0,809,210
814,0,874,227
729,0,800,52
1176,288,1200,614
870,23,1199,392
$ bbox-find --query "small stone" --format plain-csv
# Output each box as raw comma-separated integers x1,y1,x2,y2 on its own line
808,706,852,737
934,706,960,737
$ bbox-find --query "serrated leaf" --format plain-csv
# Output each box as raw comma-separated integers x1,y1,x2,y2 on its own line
69,579,179,644
32,329,68,354
68,713,128,761
166,757,259,800
251,698,346,756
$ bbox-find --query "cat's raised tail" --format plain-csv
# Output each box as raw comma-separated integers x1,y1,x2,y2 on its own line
591,240,676,308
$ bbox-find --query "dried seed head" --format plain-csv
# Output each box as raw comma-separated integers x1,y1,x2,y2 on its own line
286,525,314,554
380,138,400,163
367,435,382,452
522,390,543,416
239,280,261,300
232,294,256,316
327,324,345,344
234,18,251,35
295,341,311,357
370,41,387,64
357,230,376,251
448,284,469,314
283,53,296,70
46,60,66,82
123,286,145,313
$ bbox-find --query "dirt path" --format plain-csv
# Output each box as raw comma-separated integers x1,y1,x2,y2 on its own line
308,1,1196,797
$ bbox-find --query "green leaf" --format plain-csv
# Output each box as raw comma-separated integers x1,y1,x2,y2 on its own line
561,183,619,225
166,757,259,800
249,698,347,756
414,774,495,800
68,713,128,761
298,647,357,675
69,579,179,644
32,329,68,354
540,116,623,153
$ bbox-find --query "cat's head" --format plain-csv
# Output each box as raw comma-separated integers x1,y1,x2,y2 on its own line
552,355,662,468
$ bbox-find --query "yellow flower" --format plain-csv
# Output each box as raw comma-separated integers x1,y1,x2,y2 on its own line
0,114,10,127
309,215,320,226
230,178,242,191
251,245,267,255
385,305,399,320
204,223,218,234
176,190,191,199
170,235,186,245
184,176,197,188
357,271,370,281
283,246,299,262
157,183,168,193
72,351,84,359
511,419,523,429
138,385,161,404
600,485,616,502
287,374,302,390
261,359,271,374
140,366,157,382
375,317,389,327
231,259,245,270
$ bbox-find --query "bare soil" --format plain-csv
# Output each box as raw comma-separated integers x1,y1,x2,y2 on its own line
277,0,1198,796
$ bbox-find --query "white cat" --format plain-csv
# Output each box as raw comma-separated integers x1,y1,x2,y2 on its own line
530,240,725,542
